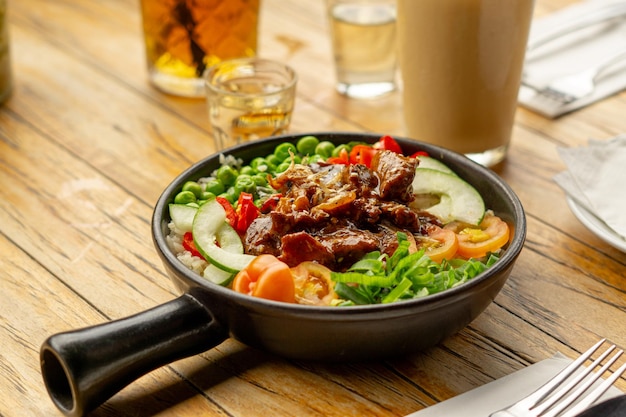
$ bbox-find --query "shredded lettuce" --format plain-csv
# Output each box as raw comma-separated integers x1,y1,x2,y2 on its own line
331,232,500,305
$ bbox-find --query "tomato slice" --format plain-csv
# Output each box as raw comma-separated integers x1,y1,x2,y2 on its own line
349,145,377,167
374,135,403,154
419,226,458,263
235,192,259,234
290,261,337,306
445,214,510,259
410,151,429,158
326,148,350,165
260,194,281,213
182,232,204,258
216,197,237,228
232,254,296,303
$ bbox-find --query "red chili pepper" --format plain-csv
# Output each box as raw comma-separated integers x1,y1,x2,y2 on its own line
410,151,430,158
182,232,204,258
374,135,403,154
260,194,282,213
326,148,350,165
235,192,259,234
216,196,237,228
349,144,377,167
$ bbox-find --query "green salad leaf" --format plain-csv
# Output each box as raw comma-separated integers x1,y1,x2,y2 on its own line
331,233,500,306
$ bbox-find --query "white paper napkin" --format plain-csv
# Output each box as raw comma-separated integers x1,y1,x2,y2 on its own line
406,354,624,417
554,135,626,242
518,0,626,118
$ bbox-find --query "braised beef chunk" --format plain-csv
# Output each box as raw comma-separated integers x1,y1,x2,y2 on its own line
380,202,421,230
243,148,434,270
279,232,335,267
243,216,281,257
347,163,378,193
371,150,417,202
316,224,381,270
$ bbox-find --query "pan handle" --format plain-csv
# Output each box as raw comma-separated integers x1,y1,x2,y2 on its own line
40,292,228,417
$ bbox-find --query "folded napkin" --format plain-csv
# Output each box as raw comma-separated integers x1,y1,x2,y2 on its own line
554,135,626,244
518,0,626,118
406,354,624,417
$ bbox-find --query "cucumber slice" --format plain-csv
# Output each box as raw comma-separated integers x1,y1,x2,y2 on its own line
192,199,255,273
203,263,235,286
412,168,485,225
416,156,457,176
169,204,198,233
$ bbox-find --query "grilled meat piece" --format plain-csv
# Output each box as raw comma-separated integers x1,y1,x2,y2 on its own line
371,150,417,202
244,149,430,270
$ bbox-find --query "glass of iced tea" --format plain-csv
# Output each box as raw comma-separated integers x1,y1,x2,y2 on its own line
140,0,260,98
204,58,297,151
326,0,397,99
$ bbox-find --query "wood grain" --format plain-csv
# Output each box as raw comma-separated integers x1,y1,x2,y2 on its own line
1,0,624,416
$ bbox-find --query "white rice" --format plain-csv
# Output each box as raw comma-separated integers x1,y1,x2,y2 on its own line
165,221,208,275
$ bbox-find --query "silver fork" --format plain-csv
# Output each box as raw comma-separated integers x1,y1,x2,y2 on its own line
490,339,626,417
536,48,626,105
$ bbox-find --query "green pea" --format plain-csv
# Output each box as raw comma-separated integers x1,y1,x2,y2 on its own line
297,135,320,156
332,144,350,157
250,157,267,169
240,165,256,176
307,154,323,164
315,141,335,158
234,175,257,194
182,181,203,198
274,142,297,161
204,179,225,196
266,154,281,167
250,157,270,173
275,162,291,173
254,162,270,173
252,173,268,186
174,190,196,204
219,187,237,204
216,165,238,186
291,155,302,164
200,191,216,201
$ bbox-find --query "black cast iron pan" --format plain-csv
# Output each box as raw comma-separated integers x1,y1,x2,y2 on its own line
40,133,526,417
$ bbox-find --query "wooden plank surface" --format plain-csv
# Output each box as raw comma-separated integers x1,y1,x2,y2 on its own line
1,0,624,416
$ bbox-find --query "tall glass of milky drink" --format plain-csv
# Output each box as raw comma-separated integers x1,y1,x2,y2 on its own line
140,0,259,98
397,0,534,167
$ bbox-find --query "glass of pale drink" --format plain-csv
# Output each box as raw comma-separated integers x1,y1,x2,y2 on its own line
204,58,298,151
397,0,535,167
326,0,397,99
140,0,259,98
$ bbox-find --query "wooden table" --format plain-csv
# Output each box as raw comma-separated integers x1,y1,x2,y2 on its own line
1,0,625,416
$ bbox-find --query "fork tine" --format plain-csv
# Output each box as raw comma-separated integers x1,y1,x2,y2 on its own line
539,88,577,105
542,348,623,417
560,360,626,417
531,345,616,415
516,338,607,410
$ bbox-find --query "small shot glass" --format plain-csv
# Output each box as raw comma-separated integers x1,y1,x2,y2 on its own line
204,58,298,151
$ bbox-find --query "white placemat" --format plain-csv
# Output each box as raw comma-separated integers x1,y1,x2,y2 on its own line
518,0,626,118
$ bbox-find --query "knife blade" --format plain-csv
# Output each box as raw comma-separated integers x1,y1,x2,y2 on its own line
527,2,626,53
